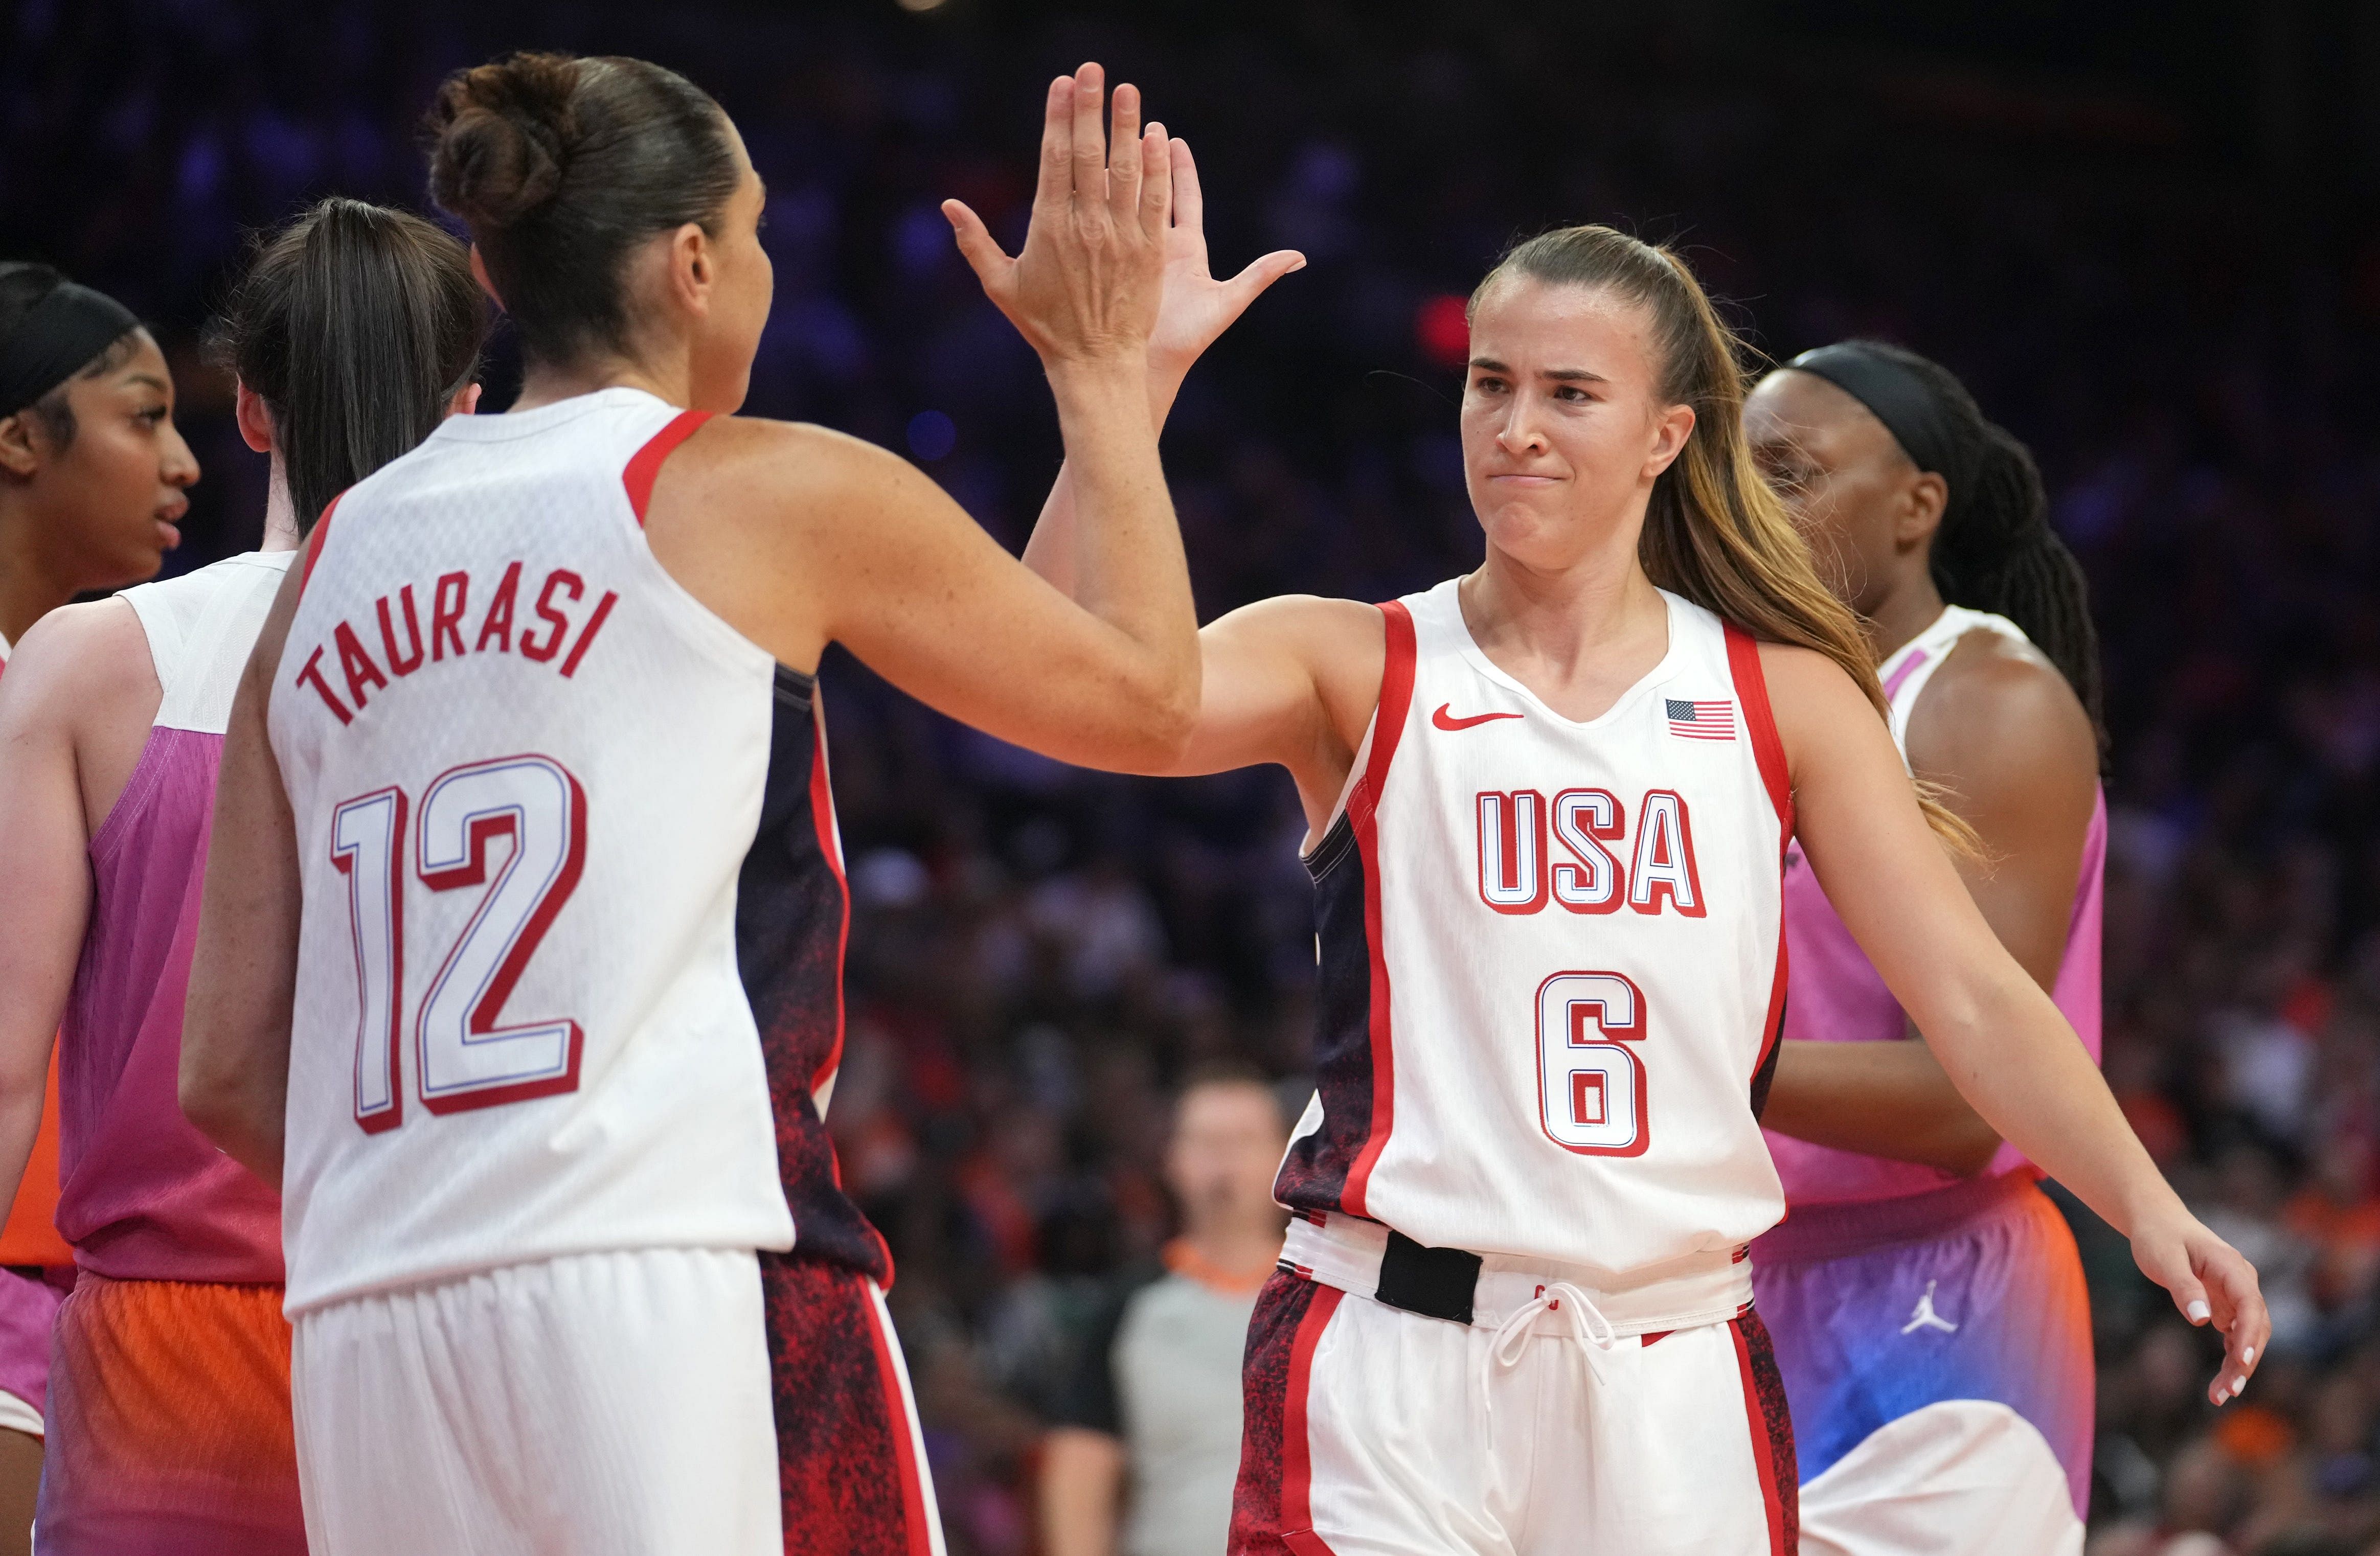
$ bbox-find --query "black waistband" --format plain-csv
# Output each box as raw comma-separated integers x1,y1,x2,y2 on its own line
1372,1229,1483,1324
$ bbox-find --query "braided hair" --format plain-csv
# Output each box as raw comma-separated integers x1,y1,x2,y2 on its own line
1792,339,2104,747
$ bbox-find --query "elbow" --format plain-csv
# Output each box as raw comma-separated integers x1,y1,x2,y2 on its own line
1111,662,1201,770
1937,1118,2006,1179
177,1060,240,1148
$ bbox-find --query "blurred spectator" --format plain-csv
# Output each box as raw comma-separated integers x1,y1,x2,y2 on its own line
1038,1067,1290,1556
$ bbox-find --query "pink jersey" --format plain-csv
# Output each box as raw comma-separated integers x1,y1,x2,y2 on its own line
1765,606,2105,1205
58,552,290,1281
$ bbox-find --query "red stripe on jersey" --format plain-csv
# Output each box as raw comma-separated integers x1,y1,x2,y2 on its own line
621,409,713,525
298,490,348,594
1725,624,1795,1094
1280,1284,1345,1555
1729,1311,1799,1555
808,700,850,1096
1341,601,1417,1219
1723,623,1792,833
861,1285,936,1556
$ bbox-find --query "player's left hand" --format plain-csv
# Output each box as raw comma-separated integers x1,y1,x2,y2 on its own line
1145,136,1304,384
2129,1208,2270,1407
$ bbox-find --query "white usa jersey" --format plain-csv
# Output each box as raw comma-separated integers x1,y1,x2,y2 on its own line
1277,579,1792,1327
269,387,872,1316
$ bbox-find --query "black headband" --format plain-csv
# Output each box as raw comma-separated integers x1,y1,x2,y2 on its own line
1784,342,1966,491
0,281,142,419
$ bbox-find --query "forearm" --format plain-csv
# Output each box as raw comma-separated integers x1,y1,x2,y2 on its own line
1040,356,1199,720
179,1074,285,1190
0,1062,52,1227
1039,1427,1126,1556
1921,977,2178,1235
1024,357,1191,596
1760,1039,2003,1176
180,646,302,1193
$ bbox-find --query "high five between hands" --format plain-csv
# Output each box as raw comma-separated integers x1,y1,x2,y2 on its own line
940,63,2270,1416
941,63,1307,388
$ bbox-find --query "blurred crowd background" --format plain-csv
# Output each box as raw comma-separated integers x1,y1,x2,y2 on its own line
11,1,2380,1551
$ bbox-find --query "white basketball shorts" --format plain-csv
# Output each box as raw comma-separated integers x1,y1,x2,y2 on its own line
290,1246,781,1556
1232,1269,1796,1555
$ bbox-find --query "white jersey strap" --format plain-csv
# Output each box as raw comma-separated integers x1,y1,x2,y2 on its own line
121,551,298,734
1875,604,2030,757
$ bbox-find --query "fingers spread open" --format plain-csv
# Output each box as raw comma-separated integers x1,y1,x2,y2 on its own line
1170,138,1204,234
1034,76,1075,215
1071,62,1108,210
1224,249,1308,309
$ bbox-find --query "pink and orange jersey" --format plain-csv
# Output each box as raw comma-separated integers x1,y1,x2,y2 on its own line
37,549,305,1552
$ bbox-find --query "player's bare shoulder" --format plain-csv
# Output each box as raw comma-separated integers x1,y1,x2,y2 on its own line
1905,628,2095,800
1,597,156,729
648,415,917,536
1241,592,1386,743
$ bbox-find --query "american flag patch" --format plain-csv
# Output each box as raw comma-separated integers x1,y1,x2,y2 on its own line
1665,699,1735,741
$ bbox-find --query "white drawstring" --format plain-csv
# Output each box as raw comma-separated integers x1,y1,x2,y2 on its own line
1478,1280,1620,1411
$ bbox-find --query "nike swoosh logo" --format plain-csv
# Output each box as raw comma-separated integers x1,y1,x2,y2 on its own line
1432,703,1524,731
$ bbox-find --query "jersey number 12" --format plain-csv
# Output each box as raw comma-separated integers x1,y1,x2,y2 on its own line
331,754,588,1134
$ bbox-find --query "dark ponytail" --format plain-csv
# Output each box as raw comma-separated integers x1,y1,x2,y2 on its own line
1789,339,2104,747
424,52,741,373
206,198,487,534
1929,417,2104,742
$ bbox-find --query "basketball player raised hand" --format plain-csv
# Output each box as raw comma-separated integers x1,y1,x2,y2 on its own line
182,53,1194,1556
1022,222,2262,1556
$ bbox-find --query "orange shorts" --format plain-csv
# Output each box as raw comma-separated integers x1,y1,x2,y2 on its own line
35,1272,305,1555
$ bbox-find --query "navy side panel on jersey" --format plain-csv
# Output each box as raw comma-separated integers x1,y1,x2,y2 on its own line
734,666,890,1285
1274,814,1375,1216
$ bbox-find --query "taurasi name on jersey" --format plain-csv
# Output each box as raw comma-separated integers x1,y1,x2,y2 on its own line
292,562,620,726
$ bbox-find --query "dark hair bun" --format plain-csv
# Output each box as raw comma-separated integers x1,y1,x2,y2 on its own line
426,52,583,232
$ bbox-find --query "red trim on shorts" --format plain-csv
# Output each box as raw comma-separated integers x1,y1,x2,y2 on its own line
1280,1284,1345,1556
1723,623,1792,832
1729,1312,1796,1556
621,409,712,525
861,1286,935,1556
1341,602,1416,1218
298,491,347,594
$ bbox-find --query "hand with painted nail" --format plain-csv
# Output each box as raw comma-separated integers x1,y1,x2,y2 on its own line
1141,135,1305,386
2128,1204,2270,1405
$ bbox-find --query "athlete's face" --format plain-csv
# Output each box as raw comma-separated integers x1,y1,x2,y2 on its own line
684,120,774,414
0,330,197,589
1164,1082,1287,1238
1459,279,1694,571
1744,369,1941,620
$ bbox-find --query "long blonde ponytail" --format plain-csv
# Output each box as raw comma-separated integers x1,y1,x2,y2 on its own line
1471,227,1980,854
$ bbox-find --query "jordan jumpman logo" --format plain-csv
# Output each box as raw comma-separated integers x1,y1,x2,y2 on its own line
1901,1279,1959,1335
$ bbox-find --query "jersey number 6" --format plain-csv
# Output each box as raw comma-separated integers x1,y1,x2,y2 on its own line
1535,971,1650,1156
330,754,588,1135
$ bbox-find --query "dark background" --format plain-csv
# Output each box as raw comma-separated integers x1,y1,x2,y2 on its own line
11,3,2380,1550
